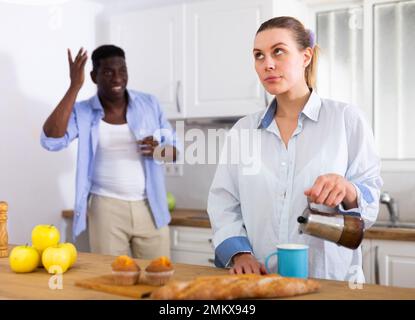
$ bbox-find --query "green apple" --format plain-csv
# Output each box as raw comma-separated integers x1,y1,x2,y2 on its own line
167,192,176,211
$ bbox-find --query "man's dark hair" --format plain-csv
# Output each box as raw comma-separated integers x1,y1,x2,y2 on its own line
91,45,125,71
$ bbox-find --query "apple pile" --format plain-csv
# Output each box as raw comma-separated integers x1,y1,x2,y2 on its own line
9,225,77,274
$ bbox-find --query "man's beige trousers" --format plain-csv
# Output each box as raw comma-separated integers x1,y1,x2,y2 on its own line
87,194,170,259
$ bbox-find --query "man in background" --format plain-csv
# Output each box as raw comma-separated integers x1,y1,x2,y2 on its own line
41,45,178,258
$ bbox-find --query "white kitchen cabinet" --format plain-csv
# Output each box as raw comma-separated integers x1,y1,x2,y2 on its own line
108,5,185,119
184,0,311,118
170,226,215,267
361,239,374,284
362,239,415,288
106,0,311,119
184,0,273,118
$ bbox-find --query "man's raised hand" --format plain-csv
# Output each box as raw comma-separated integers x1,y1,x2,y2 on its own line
68,47,88,90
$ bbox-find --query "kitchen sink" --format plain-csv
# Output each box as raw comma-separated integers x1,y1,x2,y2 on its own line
372,221,415,229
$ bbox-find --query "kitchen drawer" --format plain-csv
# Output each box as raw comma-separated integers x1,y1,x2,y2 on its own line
171,249,215,267
170,226,214,254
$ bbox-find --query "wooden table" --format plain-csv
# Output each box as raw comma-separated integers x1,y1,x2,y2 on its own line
1,250,415,300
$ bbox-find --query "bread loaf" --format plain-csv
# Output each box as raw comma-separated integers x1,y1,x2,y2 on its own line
150,274,320,300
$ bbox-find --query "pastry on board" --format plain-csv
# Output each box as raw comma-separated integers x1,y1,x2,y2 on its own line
111,255,141,286
143,256,175,286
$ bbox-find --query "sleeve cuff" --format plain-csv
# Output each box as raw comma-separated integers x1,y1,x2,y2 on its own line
354,182,375,204
154,127,178,148
40,129,68,151
214,236,253,268
337,183,361,216
338,182,374,217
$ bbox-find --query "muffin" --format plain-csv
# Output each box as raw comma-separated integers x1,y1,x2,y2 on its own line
111,255,141,286
143,256,175,286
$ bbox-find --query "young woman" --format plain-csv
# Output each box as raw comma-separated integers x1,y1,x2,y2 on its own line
207,16,383,281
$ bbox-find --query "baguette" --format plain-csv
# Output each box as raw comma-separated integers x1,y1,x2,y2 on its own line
150,274,320,300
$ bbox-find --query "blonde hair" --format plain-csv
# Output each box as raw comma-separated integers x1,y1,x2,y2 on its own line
256,16,319,89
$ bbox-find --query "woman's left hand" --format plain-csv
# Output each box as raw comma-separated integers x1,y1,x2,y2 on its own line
304,174,357,209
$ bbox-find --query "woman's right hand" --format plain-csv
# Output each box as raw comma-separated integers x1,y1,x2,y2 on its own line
230,253,267,275
68,47,88,90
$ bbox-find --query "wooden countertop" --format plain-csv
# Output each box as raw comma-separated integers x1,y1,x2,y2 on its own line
170,208,211,228
364,227,415,241
170,209,415,241
1,247,415,299
62,208,213,228
62,208,415,241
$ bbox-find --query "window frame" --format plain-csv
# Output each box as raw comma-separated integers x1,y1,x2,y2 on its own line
306,0,415,171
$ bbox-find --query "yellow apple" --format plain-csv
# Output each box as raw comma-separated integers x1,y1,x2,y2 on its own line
42,245,71,274
60,242,77,268
31,225,60,252
9,245,40,273
34,247,44,268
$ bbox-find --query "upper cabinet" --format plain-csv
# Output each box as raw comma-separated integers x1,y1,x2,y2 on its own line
105,0,310,119
184,0,273,118
109,5,184,119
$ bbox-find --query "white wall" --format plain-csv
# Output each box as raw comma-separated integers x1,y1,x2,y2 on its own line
165,123,229,210
166,125,415,223
0,0,103,248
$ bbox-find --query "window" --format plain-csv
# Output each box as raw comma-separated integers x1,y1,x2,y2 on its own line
373,0,415,160
316,7,363,109
313,0,415,169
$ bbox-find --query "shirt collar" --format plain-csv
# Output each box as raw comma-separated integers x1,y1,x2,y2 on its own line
301,90,322,122
257,98,277,129
89,89,134,111
257,89,322,129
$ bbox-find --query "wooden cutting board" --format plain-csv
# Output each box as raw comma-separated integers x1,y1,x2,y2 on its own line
75,274,159,299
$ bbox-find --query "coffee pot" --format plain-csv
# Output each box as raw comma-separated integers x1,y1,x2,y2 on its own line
297,200,365,249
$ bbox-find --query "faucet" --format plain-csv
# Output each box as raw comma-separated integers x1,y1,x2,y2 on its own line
380,191,399,225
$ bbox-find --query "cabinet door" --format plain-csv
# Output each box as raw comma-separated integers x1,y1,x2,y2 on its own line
170,226,214,253
109,5,184,119
361,239,373,284
170,226,215,266
171,250,215,267
373,240,415,288
185,0,273,118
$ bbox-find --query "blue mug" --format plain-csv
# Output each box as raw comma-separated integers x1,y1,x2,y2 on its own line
265,244,309,278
